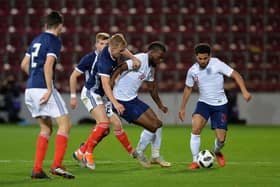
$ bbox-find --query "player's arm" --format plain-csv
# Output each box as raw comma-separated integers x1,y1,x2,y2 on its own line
110,62,128,88
146,81,168,113
179,86,193,122
69,69,82,109
101,75,125,115
20,55,30,75
230,70,252,102
40,56,55,105
120,48,141,70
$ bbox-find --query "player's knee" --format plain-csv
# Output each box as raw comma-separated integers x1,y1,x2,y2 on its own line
149,120,162,132
192,126,202,134
156,119,163,128
217,136,225,143
111,121,122,131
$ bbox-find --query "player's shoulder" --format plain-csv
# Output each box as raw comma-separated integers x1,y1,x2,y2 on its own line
210,57,222,63
209,57,227,68
135,53,148,64
98,46,113,61
83,51,97,61
39,32,61,47
188,63,199,72
134,53,147,59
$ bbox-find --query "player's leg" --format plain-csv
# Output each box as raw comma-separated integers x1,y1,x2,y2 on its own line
150,127,171,167
189,113,208,170
135,108,171,167
73,89,110,169
43,89,74,179
133,108,166,167
31,117,52,179
105,98,135,156
50,114,74,178
214,129,226,167
188,102,209,170
210,104,228,167
109,113,135,155
82,104,110,169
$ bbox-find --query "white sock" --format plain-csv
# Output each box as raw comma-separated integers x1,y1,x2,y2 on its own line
190,133,200,162
214,138,225,154
137,129,154,153
151,127,162,158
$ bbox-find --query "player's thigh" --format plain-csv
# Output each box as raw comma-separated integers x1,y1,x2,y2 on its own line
139,108,161,126
192,114,208,133
37,116,53,135
90,104,109,123
81,87,109,123
55,114,72,134
133,108,162,132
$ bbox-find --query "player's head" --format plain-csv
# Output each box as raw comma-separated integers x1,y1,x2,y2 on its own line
108,33,127,58
147,41,166,67
45,11,64,35
95,32,110,53
194,43,211,69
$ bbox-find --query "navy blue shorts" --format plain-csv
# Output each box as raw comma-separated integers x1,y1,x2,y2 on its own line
193,101,228,130
113,97,149,123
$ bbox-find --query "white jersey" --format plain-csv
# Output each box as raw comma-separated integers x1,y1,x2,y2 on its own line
113,53,154,101
185,57,233,106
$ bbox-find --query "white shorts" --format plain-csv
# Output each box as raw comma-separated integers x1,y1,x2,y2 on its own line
81,86,113,117
25,88,68,118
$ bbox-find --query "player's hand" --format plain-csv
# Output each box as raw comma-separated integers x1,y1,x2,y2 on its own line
113,102,125,115
178,109,185,122
40,91,51,105
159,105,168,113
243,91,252,102
70,98,78,109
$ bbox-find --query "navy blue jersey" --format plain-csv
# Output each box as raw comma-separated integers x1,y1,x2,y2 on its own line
85,46,118,96
75,51,98,82
26,32,61,88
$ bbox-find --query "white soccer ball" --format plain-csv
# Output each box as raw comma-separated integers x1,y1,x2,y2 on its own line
197,150,215,168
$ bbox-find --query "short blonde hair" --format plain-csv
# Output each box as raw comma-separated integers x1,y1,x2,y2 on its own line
109,33,127,49
96,32,110,42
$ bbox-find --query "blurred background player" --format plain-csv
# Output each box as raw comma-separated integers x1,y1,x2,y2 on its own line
72,33,142,169
20,11,74,179
110,41,171,167
178,43,252,170
0,74,25,123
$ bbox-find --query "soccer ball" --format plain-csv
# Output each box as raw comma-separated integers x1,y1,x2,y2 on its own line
197,150,215,168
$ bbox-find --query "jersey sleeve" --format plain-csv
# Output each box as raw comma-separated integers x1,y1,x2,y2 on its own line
47,37,61,59
26,45,32,56
216,59,234,77
126,59,133,70
185,69,194,87
75,54,93,74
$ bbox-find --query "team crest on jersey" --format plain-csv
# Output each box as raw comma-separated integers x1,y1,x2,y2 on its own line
138,74,145,80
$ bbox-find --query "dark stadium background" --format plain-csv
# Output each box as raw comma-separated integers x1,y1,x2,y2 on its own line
1,0,279,93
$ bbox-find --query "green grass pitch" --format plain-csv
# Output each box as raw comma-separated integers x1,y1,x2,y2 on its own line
0,124,279,187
